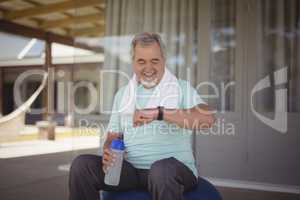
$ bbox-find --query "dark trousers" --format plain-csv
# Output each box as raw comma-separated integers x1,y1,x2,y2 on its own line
69,154,197,200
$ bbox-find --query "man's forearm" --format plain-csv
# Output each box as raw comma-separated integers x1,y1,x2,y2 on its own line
163,105,215,130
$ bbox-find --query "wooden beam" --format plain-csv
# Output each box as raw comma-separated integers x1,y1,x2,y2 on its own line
0,68,3,116
94,5,105,12
0,62,102,70
42,39,51,120
45,38,52,68
0,0,12,3
69,26,104,37
0,19,103,52
4,0,104,20
41,13,104,29
22,0,40,6
0,19,69,43
1,65,42,71
22,0,76,23
47,44,55,120
67,60,75,127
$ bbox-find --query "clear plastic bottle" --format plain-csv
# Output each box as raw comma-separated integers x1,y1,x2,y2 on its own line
104,139,125,186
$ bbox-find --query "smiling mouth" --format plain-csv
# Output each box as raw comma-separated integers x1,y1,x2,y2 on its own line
143,72,156,80
139,71,158,88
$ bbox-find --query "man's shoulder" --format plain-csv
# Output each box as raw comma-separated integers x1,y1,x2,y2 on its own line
177,79,194,90
114,85,127,100
177,79,189,85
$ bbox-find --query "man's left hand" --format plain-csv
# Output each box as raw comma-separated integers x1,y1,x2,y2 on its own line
133,108,159,127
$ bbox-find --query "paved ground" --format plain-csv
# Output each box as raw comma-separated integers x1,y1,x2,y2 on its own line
0,148,299,200
218,186,300,200
0,136,99,158
0,148,97,200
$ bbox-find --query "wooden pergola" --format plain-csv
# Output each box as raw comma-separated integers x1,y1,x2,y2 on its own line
0,0,106,122
0,0,105,37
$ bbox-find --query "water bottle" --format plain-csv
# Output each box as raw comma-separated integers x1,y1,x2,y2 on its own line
104,139,125,186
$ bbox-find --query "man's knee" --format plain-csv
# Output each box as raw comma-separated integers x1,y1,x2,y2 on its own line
148,157,177,184
70,154,102,176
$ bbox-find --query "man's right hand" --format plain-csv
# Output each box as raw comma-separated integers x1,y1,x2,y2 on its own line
102,132,121,173
102,148,117,173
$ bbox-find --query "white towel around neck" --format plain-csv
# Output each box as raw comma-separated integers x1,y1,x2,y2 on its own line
119,68,180,115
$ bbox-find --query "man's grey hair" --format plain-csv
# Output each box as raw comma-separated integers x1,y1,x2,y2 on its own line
130,32,166,60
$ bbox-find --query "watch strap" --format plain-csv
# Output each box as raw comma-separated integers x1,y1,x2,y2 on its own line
157,106,164,121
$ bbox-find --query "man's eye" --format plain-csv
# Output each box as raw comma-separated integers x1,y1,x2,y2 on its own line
151,59,159,64
138,61,145,65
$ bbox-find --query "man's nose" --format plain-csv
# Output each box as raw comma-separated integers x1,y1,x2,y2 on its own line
143,63,154,71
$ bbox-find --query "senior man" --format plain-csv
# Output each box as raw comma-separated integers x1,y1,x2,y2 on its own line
69,32,215,200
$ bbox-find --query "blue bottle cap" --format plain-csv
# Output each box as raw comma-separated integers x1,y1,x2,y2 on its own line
110,139,125,151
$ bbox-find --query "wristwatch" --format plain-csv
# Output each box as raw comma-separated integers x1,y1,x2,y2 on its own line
157,106,164,121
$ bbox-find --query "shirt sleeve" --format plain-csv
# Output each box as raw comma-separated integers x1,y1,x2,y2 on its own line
180,80,206,109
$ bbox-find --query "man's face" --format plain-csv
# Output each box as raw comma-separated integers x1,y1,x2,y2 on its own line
133,42,165,89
